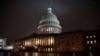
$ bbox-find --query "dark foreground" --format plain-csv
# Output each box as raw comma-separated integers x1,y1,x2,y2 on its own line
0,51,100,56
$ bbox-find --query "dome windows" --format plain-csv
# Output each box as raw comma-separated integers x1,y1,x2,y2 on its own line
39,27,61,34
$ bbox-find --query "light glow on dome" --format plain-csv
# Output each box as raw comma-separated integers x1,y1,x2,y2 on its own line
38,8,62,34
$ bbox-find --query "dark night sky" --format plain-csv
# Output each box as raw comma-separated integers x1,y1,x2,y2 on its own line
0,0,100,41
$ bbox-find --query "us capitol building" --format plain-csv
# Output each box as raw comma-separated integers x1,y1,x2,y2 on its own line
13,8,100,53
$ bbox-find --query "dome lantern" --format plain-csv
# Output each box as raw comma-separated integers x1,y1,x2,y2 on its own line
47,8,52,13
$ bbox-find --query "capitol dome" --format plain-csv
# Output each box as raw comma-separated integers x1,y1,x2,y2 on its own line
38,8,62,34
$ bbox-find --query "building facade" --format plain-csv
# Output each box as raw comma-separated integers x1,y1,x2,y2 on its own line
13,29,100,52
83,29,99,51
13,31,84,52
0,38,6,49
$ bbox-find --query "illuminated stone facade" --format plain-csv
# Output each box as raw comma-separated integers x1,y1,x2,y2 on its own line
13,29,100,52
13,31,84,52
